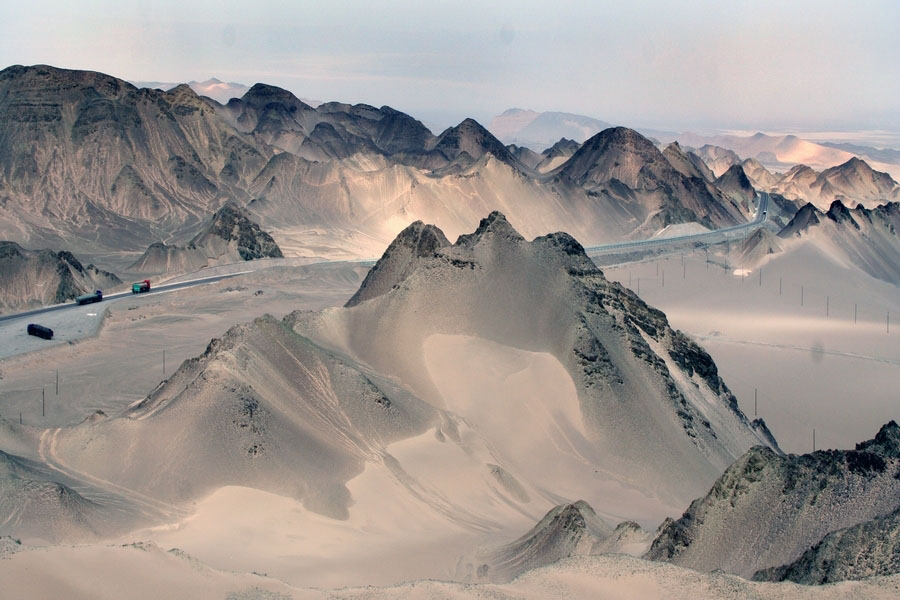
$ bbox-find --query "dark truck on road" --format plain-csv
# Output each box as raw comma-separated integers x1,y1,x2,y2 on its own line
75,290,103,305
132,279,151,294
27,323,54,340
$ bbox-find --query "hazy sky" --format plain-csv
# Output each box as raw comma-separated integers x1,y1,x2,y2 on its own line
1,0,898,132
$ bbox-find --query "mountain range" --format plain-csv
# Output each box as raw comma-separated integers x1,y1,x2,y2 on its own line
776,200,900,283
1,65,793,268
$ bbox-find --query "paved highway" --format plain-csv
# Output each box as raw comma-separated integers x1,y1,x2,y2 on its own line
2,196,769,324
0,271,251,324
584,192,769,255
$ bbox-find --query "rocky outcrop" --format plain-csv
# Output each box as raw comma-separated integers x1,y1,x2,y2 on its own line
646,422,900,578
465,501,613,583
753,505,900,584
127,203,282,274
535,138,581,172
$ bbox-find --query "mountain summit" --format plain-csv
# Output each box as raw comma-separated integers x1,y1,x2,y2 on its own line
302,212,779,514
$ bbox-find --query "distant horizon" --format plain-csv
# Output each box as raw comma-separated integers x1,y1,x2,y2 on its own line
1,0,897,136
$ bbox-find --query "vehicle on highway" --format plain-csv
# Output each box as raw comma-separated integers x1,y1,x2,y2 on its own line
75,290,103,305
132,279,151,294
27,323,54,339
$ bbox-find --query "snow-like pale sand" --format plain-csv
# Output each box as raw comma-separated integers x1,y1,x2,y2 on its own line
123,334,676,589
121,336,583,587
421,335,676,524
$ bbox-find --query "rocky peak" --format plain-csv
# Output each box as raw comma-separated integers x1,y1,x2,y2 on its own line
778,203,823,238
190,202,283,260
543,137,581,157
717,164,754,190
585,126,656,153
344,220,450,307
241,83,312,111
855,420,900,457
832,156,871,176
431,118,515,165
455,211,526,249
558,126,662,187
826,200,860,229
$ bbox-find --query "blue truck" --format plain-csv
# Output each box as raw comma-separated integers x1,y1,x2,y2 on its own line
75,290,103,305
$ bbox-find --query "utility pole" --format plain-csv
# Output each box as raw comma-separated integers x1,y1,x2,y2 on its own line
759,268,762,287
55,370,59,395
683,261,686,279
42,388,45,417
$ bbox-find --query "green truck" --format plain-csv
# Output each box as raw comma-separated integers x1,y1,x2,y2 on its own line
132,279,151,294
75,290,103,305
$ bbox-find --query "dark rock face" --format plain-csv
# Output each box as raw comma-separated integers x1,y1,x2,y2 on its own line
541,137,581,158
715,164,757,214
430,118,520,167
778,202,823,237
127,203,282,274
826,200,860,229
192,203,283,260
646,421,900,579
